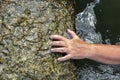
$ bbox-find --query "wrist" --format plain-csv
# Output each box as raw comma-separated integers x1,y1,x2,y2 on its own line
85,43,96,59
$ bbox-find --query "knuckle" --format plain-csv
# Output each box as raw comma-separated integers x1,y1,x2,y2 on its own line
64,48,68,52
66,48,68,52
57,41,61,45
52,42,55,45
61,48,65,52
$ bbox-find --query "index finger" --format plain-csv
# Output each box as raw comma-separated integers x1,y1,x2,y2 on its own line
50,35,66,41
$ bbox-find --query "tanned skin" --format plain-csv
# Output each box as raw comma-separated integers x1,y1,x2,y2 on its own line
50,29,120,65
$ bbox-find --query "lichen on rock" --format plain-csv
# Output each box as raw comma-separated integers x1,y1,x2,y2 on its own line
0,0,77,79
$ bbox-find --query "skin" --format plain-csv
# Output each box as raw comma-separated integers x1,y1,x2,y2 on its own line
50,29,120,65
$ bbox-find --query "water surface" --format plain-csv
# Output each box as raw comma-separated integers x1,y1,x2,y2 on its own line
95,0,120,44
76,0,120,44
75,0,120,80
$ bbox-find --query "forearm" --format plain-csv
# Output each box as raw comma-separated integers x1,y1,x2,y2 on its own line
89,44,120,64
50,29,120,64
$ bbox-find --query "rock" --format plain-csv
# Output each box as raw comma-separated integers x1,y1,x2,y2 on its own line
0,0,78,79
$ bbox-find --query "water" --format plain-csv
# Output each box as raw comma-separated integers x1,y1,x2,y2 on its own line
75,0,102,44
95,0,120,44
75,0,120,80
76,0,120,44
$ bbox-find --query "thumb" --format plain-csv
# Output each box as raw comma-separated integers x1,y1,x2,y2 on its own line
57,54,72,61
67,29,79,39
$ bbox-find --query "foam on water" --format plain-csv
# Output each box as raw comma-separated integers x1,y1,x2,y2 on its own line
75,0,120,80
75,0,102,44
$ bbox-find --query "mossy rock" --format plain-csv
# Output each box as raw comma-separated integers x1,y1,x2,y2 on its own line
0,0,78,80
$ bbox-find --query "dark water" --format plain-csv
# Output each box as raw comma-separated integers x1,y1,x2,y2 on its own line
95,0,120,44
76,0,120,44
75,0,120,80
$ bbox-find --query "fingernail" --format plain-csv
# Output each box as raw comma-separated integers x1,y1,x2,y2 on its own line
67,29,70,31
51,49,54,52
57,58,61,61
58,58,63,61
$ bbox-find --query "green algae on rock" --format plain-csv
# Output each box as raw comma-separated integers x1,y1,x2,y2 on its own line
0,0,77,80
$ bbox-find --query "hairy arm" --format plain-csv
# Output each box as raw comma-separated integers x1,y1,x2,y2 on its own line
50,29,120,64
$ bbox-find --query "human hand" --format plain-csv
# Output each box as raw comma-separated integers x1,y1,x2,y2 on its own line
50,29,93,61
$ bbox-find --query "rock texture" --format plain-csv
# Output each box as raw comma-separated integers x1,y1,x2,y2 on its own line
0,0,77,80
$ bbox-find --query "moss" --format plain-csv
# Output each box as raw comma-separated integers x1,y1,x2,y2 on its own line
0,0,78,80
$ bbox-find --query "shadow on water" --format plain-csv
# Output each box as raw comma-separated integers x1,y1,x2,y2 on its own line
75,0,120,80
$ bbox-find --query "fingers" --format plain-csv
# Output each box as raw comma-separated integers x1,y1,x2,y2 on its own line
50,35,66,41
67,29,78,39
51,47,72,61
51,47,67,53
50,29,78,40
58,54,72,61
50,41,66,47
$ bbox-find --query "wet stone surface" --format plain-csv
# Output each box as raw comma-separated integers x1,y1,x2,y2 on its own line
0,0,78,80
